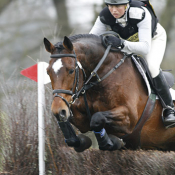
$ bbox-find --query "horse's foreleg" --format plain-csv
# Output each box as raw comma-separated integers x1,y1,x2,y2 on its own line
58,121,80,147
90,111,125,151
56,119,92,152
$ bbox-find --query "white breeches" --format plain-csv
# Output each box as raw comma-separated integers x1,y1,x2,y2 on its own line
145,23,167,78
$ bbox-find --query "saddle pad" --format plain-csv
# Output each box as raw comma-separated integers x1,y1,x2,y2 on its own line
131,55,175,101
131,55,151,95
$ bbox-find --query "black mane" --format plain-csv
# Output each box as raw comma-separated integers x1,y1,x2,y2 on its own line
68,34,100,42
54,34,100,49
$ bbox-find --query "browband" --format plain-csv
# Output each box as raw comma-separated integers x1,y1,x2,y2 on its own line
50,54,76,58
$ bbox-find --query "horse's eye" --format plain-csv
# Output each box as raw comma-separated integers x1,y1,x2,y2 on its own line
69,69,74,74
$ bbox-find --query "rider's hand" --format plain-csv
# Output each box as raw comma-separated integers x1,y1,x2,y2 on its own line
105,36,125,49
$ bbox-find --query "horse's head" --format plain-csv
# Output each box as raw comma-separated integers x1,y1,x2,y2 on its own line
44,36,81,121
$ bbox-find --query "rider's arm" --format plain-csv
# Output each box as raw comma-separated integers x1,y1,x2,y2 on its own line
90,7,152,57
89,16,111,35
122,7,152,56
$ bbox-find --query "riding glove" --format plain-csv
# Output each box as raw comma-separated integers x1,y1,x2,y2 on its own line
105,36,125,49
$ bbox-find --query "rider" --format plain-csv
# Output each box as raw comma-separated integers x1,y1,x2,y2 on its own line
89,0,175,128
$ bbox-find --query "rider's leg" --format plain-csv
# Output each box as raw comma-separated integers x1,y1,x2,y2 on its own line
145,24,175,128
153,71,175,128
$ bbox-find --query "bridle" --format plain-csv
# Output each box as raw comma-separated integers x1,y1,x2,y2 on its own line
51,51,86,119
51,33,128,120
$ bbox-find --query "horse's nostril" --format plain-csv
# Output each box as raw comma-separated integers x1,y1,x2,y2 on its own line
52,108,68,122
60,109,66,117
58,109,67,122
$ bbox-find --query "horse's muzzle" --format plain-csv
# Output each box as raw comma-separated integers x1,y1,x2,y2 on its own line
52,109,69,122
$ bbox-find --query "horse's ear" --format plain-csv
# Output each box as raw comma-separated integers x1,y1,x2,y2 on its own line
43,38,55,53
63,36,73,52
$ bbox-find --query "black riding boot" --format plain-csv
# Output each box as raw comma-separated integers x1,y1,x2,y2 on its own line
153,71,175,128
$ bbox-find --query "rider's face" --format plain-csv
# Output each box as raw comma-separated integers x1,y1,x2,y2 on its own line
108,4,127,19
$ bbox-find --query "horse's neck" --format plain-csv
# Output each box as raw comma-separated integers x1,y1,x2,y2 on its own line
75,40,148,100
84,53,148,97
76,43,109,76
74,46,148,123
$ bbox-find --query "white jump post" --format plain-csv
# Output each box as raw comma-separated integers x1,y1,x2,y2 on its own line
38,62,45,175
21,61,50,175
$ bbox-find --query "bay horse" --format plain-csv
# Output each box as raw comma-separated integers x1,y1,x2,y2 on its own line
44,34,175,152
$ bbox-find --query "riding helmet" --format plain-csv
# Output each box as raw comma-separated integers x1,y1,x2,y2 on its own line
105,0,130,5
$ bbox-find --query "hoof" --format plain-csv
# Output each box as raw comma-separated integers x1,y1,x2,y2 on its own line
74,134,92,152
108,135,125,151
99,135,125,151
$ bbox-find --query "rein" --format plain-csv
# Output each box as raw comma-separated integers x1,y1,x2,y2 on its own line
51,44,128,120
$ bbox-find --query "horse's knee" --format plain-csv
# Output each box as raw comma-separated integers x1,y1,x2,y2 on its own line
90,112,106,132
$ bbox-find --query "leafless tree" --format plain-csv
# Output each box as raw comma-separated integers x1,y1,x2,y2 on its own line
0,0,12,14
53,0,73,37
160,0,175,42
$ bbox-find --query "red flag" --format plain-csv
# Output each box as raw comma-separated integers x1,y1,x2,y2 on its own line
21,64,38,82
20,62,50,84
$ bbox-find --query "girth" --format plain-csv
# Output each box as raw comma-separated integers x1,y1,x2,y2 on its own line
122,93,156,149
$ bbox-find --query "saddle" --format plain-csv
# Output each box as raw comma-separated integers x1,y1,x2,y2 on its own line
133,54,175,91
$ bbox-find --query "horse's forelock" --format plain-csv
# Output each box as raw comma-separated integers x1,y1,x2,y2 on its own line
53,43,64,53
